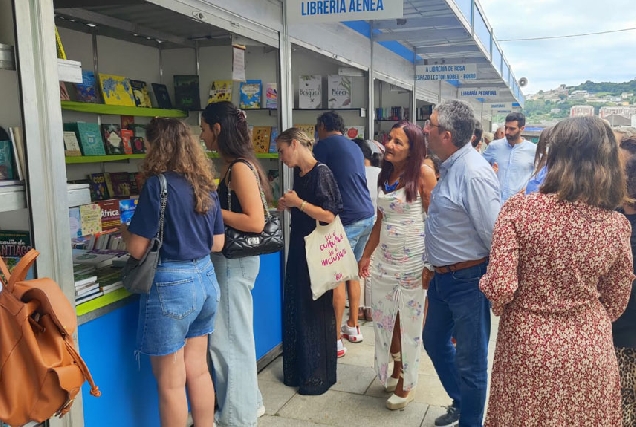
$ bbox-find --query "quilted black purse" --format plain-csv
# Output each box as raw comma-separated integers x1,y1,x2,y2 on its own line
222,160,284,259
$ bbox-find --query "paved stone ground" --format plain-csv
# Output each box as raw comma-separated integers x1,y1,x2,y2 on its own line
256,313,500,426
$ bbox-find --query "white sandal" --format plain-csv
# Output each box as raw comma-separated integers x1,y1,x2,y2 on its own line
385,351,401,392
386,388,415,410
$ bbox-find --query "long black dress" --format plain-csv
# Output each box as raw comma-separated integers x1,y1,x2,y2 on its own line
283,163,343,395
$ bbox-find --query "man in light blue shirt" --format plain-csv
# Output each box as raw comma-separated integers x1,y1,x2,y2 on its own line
483,112,536,202
423,100,501,427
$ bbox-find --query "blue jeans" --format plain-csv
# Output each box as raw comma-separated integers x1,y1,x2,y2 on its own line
209,254,263,427
136,256,219,356
423,261,491,427
344,216,375,261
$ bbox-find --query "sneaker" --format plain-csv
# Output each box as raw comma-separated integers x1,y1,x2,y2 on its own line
337,339,347,358
341,324,364,343
257,405,266,418
435,404,460,426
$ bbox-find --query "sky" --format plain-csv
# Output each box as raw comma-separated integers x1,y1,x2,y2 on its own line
479,0,636,95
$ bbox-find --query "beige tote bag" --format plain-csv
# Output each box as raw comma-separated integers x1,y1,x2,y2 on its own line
305,216,359,300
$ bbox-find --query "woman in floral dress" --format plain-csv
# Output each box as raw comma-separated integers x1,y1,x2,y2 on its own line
480,116,635,426
359,122,437,410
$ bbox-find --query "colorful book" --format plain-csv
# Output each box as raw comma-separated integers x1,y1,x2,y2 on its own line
152,83,173,109
328,75,352,108
298,75,322,109
120,129,133,155
108,172,139,198
0,140,14,180
0,230,34,282
119,199,138,225
74,70,100,103
65,122,106,156
63,131,82,156
88,173,111,201
265,83,277,109
96,199,121,231
79,204,102,236
69,207,82,238
98,74,136,107
269,127,279,154
132,124,147,154
173,75,201,110
120,115,135,130
208,80,233,104
239,80,262,109
252,126,272,153
129,80,152,108
60,81,71,101
344,126,365,140
101,124,125,155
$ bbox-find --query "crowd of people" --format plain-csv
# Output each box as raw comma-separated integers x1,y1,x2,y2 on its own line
121,99,636,427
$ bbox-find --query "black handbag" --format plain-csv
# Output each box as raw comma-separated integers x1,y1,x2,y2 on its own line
121,174,167,294
222,160,284,259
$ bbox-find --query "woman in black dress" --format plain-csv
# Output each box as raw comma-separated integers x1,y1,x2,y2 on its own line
276,127,343,395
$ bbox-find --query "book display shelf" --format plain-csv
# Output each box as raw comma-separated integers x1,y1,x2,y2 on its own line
61,100,188,118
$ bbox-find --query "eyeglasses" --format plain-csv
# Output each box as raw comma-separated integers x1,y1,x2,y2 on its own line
423,120,443,131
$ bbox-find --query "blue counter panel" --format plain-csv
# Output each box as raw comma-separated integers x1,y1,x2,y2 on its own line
79,252,283,426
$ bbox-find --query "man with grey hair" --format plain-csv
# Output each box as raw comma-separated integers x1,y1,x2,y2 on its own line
423,100,501,427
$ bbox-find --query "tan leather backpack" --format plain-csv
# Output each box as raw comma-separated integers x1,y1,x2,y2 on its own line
0,249,100,425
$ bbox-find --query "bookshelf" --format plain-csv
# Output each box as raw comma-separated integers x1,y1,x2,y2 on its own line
65,152,278,164
60,101,188,118
0,185,26,213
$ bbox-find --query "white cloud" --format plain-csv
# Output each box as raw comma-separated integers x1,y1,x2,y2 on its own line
479,0,636,94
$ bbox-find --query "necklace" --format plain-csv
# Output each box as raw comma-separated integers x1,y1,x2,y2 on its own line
384,175,401,192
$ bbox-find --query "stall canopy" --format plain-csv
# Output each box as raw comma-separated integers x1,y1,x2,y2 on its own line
367,0,524,106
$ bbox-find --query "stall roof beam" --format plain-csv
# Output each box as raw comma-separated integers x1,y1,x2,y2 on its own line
373,28,468,42
417,57,492,65
373,16,460,30
55,7,193,47
416,44,482,55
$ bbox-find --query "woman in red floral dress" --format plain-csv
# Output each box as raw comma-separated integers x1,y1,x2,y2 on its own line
480,116,635,426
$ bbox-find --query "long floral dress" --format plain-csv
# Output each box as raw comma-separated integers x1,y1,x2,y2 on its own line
480,193,635,426
371,187,427,392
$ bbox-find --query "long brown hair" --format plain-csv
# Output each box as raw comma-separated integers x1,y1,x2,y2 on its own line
141,118,216,214
541,116,626,210
378,122,427,203
533,126,553,174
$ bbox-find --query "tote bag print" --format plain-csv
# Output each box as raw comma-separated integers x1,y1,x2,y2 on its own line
305,216,359,300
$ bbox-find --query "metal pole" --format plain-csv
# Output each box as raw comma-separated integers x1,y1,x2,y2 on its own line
195,39,200,76
279,0,293,264
412,50,417,123
368,21,375,140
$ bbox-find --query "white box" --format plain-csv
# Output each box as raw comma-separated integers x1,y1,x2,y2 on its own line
298,75,322,109
67,183,91,208
57,58,83,84
328,75,352,109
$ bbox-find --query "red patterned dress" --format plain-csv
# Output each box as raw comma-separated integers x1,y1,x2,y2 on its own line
480,193,635,426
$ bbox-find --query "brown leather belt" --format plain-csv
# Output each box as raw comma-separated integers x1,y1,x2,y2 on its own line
434,257,488,274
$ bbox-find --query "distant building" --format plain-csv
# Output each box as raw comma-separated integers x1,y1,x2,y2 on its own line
599,106,636,119
570,90,589,100
605,114,632,127
570,105,595,117
622,92,634,99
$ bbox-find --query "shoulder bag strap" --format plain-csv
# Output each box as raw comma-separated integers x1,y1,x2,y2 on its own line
227,159,270,218
157,174,168,243
225,159,245,213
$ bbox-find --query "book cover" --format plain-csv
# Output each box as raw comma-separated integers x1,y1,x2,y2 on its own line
88,173,111,200
0,140,14,180
0,230,34,282
8,127,25,181
132,124,147,154
101,124,125,155
328,75,352,108
208,80,233,104
119,199,138,225
269,127,279,154
121,115,134,130
239,80,262,109
120,129,134,155
252,126,272,153
129,80,152,108
79,204,102,236
294,124,317,142
99,74,136,107
265,83,277,109
63,131,82,156
174,75,201,110
108,172,139,198
74,70,100,103
96,199,121,230
298,75,322,109
267,169,280,201
344,126,365,140
152,83,173,109
60,81,70,101
69,122,105,156
69,207,82,238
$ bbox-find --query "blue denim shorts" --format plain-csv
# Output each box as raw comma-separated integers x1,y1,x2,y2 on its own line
344,216,375,262
136,255,220,357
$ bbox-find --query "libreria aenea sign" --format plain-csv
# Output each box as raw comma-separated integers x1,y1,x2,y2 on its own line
286,0,404,23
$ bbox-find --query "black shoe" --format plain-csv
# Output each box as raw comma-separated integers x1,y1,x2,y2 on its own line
435,404,460,426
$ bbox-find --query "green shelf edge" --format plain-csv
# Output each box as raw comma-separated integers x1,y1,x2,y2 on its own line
61,101,188,118
75,287,131,317
66,152,278,164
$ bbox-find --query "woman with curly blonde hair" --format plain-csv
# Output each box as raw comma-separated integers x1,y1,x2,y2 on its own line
121,117,225,427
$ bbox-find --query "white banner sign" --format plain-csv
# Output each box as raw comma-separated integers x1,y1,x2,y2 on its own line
415,64,477,81
460,88,500,98
486,102,512,113
286,0,403,23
